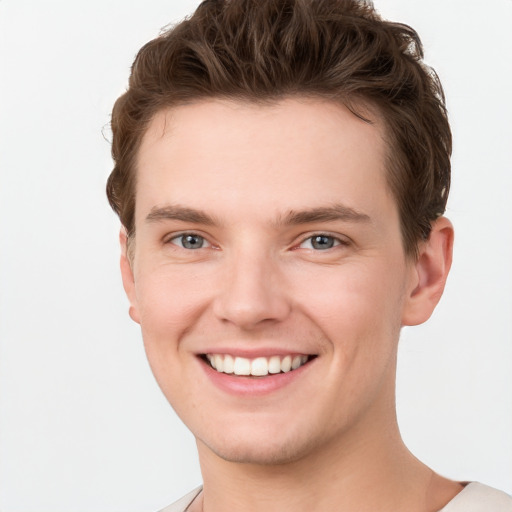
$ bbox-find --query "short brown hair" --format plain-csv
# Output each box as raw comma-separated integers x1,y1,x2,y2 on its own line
107,0,451,257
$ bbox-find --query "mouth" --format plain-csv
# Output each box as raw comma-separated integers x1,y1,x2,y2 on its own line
201,353,315,377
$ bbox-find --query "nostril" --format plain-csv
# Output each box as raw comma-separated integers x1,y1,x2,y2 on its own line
211,264,291,328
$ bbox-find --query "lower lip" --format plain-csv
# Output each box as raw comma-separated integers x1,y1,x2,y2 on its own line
199,358,314,396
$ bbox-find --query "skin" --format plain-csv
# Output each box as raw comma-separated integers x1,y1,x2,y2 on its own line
121,98,460,511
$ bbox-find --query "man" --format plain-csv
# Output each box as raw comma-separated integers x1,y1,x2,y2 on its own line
106,1,512,511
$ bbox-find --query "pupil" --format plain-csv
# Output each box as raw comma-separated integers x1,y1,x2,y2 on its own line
312,235,334,250
183,235,203,249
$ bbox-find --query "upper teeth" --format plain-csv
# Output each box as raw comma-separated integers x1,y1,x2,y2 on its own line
206,354,309,376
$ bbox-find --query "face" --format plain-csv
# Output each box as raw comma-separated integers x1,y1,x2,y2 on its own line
122,98,422,465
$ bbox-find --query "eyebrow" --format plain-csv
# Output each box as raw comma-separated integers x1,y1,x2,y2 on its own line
276,204,371,226
145,203,371,227
145,205,219,226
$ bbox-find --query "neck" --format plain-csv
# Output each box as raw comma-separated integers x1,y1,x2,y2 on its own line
194,411,460,512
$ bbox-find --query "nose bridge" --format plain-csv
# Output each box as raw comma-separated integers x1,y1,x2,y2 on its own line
213,242,290,328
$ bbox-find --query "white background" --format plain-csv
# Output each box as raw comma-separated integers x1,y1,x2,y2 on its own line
0,1,511,510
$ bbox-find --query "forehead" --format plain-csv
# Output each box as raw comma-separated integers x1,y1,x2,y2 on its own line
135,98,393,223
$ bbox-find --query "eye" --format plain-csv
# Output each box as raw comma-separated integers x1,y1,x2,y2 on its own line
169,233,211,250
299,234,344,250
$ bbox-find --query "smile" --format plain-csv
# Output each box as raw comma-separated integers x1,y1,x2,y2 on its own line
204,354,312,377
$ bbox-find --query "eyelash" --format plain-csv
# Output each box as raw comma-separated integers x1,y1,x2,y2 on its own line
297,233,349,251
166,232,211,250
164,228,351,253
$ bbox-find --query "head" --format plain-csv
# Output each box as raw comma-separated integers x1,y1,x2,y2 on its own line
107,0,454,466
107,0,451,260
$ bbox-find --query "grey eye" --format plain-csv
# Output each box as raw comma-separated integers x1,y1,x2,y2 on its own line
311,235,335,250
300,235,341,250
172,234,209,249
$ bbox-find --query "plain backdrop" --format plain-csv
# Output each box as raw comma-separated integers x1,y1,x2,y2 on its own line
0,1,511,511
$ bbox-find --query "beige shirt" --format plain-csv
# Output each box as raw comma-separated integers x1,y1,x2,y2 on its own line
159,482,512,512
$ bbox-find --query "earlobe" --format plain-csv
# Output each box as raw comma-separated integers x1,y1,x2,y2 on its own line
119,229,141,324
402,217,454,326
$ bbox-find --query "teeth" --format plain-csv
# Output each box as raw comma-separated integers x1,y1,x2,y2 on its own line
205,353,310,376
268,355,281,374
281,355,292,373
233,357,251,375
214,354,224,372
291,355,302,370
223,354,234,374
251,357,268,376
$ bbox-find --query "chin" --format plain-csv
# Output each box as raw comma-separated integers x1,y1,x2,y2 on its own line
198,427,321,466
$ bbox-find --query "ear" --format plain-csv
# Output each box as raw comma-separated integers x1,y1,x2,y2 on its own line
402,217,454,326
119,229,141,324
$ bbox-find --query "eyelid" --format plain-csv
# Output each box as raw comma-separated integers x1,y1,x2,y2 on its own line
295,232,350,250
161,230,349,250
164,231,213,248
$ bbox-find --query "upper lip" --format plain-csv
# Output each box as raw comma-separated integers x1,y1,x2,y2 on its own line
196,348,316,358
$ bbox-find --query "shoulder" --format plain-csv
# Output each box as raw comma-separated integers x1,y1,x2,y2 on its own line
158,487,203,512
440,482,512,512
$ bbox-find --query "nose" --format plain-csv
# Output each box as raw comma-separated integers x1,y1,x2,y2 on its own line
212,250,291,330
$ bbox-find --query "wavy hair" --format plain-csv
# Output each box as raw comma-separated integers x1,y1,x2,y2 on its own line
107,0,451,257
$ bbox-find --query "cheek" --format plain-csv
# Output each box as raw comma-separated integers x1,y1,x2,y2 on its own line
134,269,209,400
291,261,406,356
135,266,212,336
295,260,404,318
133,269,214,392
